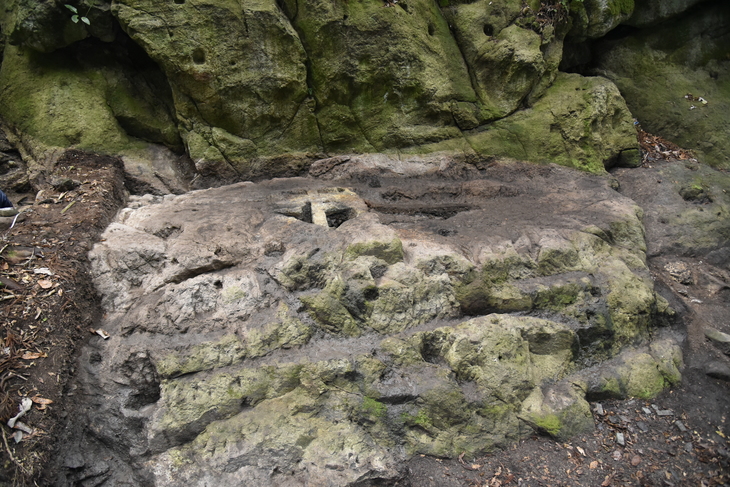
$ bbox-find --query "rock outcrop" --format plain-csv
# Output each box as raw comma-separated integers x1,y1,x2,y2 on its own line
2,0,728,183
591,1,730,168
57,158,683,486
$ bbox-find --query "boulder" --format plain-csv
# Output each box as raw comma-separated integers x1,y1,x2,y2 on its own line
58,158,681,485
569,0,635,41
465,73,639,173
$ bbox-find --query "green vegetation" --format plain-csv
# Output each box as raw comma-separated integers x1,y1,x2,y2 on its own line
362,397,387,418
64,3,93,25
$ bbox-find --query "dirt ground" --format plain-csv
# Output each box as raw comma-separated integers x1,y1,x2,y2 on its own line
0,149,728,486
0,151,126,485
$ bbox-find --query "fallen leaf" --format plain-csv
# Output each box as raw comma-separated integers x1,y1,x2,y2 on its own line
21,351,46,360
95,329,110,340
576,446,586,456
631,455,641,466
31,396,53,405
590,461,599,469
37,279,53,289
601,474,612,486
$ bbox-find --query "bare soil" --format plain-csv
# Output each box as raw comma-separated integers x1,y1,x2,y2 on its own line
0,151,126,485
0,150,728,486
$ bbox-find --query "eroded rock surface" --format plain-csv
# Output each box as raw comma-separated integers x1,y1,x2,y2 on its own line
57,158,682,486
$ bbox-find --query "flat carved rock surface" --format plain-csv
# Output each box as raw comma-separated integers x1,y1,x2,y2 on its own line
58,159,682,486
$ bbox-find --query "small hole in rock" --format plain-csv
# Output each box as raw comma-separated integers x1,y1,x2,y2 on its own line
483,24,494,36
214,280,223,289
363,287,379,301
192,48,206,64
428,23,435,36
326,208,354,228
300,202,313,224
174,0,185,4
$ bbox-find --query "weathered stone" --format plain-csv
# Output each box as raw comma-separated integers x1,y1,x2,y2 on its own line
613,161,730,257
569,0,635,40
705,327,730,355
0,0,116,53
519,382,594,440
593,3,730,168
466,73,639,173
625,0,710,27
59,160,681,485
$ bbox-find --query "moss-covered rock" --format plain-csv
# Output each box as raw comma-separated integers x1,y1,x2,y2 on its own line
291,0,476,152
568,0,635,41
0,44,148,158
1,0,116,53
112,0,319,176
155,388,400,485
578,338,683,400
519,382,593,440
345,238,404,265
466,73,639,173
593,3,730,168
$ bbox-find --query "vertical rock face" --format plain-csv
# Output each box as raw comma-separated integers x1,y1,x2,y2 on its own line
590,1,730,168
625,0,711,26
0,0,658,180
113,0,316,175
1,0,728,180
57,159,683,486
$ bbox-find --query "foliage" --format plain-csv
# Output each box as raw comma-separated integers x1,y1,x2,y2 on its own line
64,4,91,25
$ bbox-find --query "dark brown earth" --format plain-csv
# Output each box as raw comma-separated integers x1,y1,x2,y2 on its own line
0,150,728,486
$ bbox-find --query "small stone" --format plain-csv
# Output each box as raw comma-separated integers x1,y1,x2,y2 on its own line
642,407,652,415
704,328,730,355
637,421,649,432
595,403,604,416
612,450,622,461
674,420,687,432
657,409,674,416
619,415,631,423
63,453,85,469
51,177,81,192
616,432,625,446
705,361,730,381
631,455,641,466
684,442,693,453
